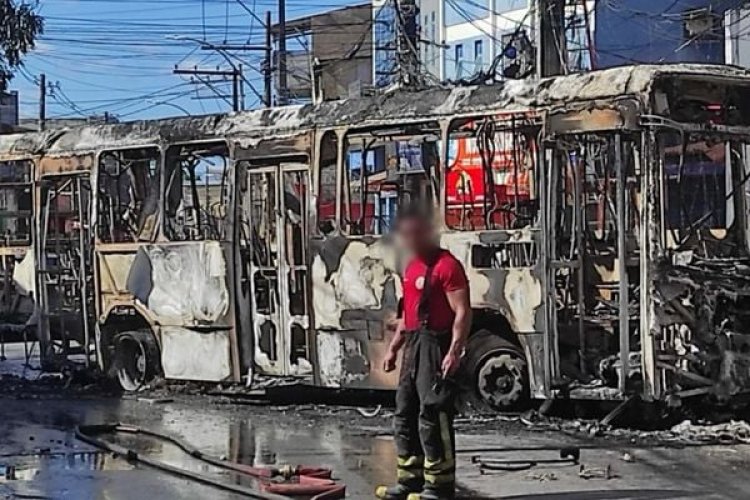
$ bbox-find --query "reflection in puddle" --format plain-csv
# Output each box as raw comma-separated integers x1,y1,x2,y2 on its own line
4,451,132,482
3,401,399,499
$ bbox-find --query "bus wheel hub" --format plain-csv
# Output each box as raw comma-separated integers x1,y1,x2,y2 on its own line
477,353,525,409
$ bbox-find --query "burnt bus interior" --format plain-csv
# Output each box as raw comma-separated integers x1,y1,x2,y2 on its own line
95,141,236,388
445,115,540,232
548,133,641,398
341,123,438,235
38,172,94,367
165,143,230,242
641,75,750,403
651,131,750,402
98,148,160,243
543,73,750,404
307,124,439,390
441,114,542,410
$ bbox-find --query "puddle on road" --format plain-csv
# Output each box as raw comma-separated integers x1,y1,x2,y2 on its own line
2,401,398,499
2,451,133,482
105,406,399,496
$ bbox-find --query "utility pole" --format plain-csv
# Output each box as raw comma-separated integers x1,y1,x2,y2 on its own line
264,10,273,107
173,67,242,112
536,0,566,78
278,0,288,105
232,67,240,112
395,0,421,87
239,65,245,111
39,73,46,131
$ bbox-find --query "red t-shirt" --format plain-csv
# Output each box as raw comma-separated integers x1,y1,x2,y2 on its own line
402,249,469,331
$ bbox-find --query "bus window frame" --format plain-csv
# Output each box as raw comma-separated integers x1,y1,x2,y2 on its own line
443,113,542,232
338,122,441,238
0,157,34,247
95,145,162,245
162,139,232,243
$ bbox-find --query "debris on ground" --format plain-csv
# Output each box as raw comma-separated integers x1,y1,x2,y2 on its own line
512,410,750,447
668,420,750,444
356,405,382,418
578,464,614,480
525,472,557,482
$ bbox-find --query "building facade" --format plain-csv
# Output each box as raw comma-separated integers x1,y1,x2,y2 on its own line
373,0,747,89
274,3,374,102
374,0,532,86
594,0,744,67
0,91,19,133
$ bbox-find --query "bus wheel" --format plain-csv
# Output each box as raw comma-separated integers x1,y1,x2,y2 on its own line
114,330,160,392
465,330,529,411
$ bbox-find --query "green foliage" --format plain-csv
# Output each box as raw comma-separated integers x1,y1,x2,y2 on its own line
0,0,43,91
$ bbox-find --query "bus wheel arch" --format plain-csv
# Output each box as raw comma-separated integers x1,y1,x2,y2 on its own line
113,330,161,392
465,310,529,411
99,309,162,391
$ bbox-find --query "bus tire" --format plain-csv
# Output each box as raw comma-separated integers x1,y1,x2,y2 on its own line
113,330,160,392
464,329,529,411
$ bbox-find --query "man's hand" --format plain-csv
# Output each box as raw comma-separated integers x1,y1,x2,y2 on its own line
383,349,398,373
441,349,461,378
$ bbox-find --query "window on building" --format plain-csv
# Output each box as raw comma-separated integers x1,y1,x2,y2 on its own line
455,44,464,78
475,40,484,64
455,44,464,62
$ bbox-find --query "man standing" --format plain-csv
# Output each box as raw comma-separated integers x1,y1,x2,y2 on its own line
376,206,472,500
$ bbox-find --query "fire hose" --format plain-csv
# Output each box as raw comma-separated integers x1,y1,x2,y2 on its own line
75,424,346,500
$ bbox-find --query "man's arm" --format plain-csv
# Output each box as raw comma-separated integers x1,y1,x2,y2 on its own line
383,317,406,372
442,288,472,377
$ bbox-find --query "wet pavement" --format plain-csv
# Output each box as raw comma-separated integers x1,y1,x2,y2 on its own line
0,397,402,499
2,396,750,499
2,343,750,499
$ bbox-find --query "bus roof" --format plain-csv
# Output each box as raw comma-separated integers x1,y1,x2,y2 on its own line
1,63,748,160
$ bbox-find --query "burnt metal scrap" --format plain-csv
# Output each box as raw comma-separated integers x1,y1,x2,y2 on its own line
655,258,750,400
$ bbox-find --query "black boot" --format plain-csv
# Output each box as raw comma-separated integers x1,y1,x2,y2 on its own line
406,485,455,500
375,482,421,500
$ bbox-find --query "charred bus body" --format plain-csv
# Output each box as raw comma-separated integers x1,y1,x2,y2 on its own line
1,64,750,408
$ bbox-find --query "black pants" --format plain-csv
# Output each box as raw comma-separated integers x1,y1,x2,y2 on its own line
394,330,456,495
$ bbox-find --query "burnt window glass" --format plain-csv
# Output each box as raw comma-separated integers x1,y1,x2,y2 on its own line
662,133,730,231
98,148,160,243
317,132,338,235
341,125,438,236
164,143,230,241
445,116,540,231
0,160,33,246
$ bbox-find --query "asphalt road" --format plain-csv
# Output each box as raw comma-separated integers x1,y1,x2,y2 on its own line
0,394,748,499
1,342,750,500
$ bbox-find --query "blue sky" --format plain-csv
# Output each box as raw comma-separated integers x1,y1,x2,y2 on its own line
12,0,357,121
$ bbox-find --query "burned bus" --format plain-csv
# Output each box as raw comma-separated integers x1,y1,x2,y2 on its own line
2,64,750,410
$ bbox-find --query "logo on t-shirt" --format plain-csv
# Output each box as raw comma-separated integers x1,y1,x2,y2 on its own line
415,276,425,290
